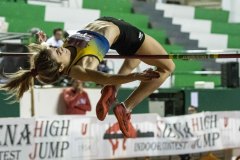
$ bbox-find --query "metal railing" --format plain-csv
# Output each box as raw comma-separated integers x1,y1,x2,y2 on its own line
28,0,70,7
164,0,221,8
0,32,32,43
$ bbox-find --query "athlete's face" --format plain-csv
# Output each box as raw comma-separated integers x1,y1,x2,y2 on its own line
49,47,71,72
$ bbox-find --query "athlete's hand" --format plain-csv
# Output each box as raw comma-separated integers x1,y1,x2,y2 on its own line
36,31,47,44
134,68,160,82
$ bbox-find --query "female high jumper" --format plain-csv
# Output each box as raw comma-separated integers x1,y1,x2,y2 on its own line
2,17,175,137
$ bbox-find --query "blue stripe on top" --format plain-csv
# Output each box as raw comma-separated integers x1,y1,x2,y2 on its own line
78,30,110,55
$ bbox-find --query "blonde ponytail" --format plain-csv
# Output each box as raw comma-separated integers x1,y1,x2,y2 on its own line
1,69,35,101
1,43,62,101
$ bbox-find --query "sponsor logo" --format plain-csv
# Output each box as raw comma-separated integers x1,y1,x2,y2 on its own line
224,117,229,128
138,32,143,41
103,122,154,155
104,123,128,155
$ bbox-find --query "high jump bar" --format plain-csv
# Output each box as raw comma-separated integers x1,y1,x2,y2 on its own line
104,54,240,59
1,51,240,59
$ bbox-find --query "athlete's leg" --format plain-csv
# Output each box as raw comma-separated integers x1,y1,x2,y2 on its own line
96,59,140,121
113,34,175,137
124,34,175,110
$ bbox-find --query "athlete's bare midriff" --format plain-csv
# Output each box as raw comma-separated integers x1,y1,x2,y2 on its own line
84,20,120,46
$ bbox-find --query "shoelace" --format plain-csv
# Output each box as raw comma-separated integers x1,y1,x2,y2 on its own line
123,112,131,131
126,113,131,120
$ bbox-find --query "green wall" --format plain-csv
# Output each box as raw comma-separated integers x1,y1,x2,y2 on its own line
0,91,19,117
184,88,240,113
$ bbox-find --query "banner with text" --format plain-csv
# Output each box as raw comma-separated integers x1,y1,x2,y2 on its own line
0,111,240,159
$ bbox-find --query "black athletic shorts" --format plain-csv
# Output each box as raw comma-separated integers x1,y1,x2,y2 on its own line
97,17,145,55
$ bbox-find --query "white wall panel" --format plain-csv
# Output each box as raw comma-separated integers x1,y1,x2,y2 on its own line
45,6,100,30
172,17,212,33
190,33,228,50
222,0,240,23
155,3,195,19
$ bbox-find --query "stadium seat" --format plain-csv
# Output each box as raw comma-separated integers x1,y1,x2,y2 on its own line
6,18,63,36
100,11,149,28
194,7,229,23
0,2,45,20
0,2,64,35
211,21,240,36
82,0,131,13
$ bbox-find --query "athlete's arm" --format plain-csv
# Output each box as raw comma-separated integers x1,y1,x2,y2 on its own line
69,66,160,85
